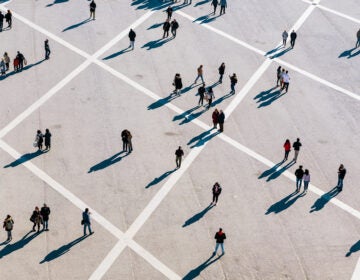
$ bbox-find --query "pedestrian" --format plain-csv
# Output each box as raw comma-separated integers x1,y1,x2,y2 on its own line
198,83,205,106
194,65,204,84
35,130,44,151
0,59,5,76
218,110,225,132
173,73,183,95
218,62,225,83
5,10,11,29
212,108,219,129
336,164,346,191
295,165,304,192
44,128,52,150
292,138,302,162
163,19,170,38
281,70,290,93
3,215,14,242
44,39,51,60
128,29,136,50
283,139,291,161
206,86,215,109
0,11,4,32
89,0,96,20
30,206,42,232
280,68,285,88
290,30,297,48
121,129,129,151
175,146,184,168
276,66,281,86
356,29,360,48
82,208,93,235
3,52,10,71
212,182,222,205
16,51,25,71
40,204,51,231
229,73,237,94
282,30,288,47
219,0,227,15
127,130,133,153
170,19,179,37
303,169,310,194
13,57,19,72
166,6,173,20
213,228,226,255
211,0,218,14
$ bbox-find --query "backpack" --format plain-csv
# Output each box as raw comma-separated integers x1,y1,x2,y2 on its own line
5,219,13,230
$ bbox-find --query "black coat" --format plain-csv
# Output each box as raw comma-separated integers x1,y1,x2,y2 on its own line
129,30,136,41
174,77,183,89
163,22,170,31
218,112,225,124
215,232,226,243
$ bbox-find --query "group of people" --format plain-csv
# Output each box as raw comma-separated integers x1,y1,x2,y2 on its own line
282,30,297,48
0,51,26,75
212,108,225,132
29,204,51,233
210,0,228,15
121,129,133,153
35,129,52,151
276,66,290,93
0,10,12,32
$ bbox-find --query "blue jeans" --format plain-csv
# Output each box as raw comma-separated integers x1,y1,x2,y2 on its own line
214,243,224,254
195,74,204,84
230,83,235,92
296,178,302,190
304,181,309,191
84,223,92,235
337,177,344,189
43,220,48,230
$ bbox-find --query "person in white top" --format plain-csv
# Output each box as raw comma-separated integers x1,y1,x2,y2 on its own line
303,169,310,194
281,71,290,93
282,30,288,47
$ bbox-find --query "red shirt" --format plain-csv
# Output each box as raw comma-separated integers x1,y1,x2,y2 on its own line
284,142,291,151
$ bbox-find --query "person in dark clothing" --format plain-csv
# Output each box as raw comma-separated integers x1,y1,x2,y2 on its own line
290,30,297,48
89,1,96,20
198,83,206,106
44,129,52,150
36,130,44,151
40,204,51,231
121,129,129,151
276,66,282,86
44,39,51,60
175,146,184,168
128,29,136,50
336,164,346,191
211,0,218,15
212,182,222,205
82,208,93,235
163,19,171,38
170,19,179,37
206,86,215,109
16,51,25,71
126,130,133,153
212,108,219,129
0,12,4,32
229,73,237,93
218,110,225,132
173,73,182,95
5,10,12,29
356,29,360,48
166,6,173,20
30,207,42,232
295,165,304,192
3,215,14,242
213,228,226,255
292,138,302,162
218,62,225,83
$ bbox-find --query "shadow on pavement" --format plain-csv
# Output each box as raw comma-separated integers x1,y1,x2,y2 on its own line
145,169,176,188
4,150,44,168
266,160,295,181
88,151,128,173
188,130,220,148
62,18,92,32
258,161,284,179
183,253,223,280
346,240,360,257
141,37,174,50
0,231,40,259
182,204,214,227
46,0,69,7
265,191,304,215
103,47,132,60
310,187,341,213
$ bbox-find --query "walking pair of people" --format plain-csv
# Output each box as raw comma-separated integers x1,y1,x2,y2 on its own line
30,204,51,232
121,129,133,153
283,138,302,162
35,129,52,151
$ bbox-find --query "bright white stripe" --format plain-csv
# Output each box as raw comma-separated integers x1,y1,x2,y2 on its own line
351,256,360,280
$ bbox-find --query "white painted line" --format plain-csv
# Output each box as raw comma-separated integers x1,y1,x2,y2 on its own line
317,5,360,24
351,255,360,280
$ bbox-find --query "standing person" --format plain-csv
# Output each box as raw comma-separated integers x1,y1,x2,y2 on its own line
44,39,51,60
206,86,215,109
283,139,291,161
212,108,219,129
82,208,93,235
121,129,129,152
166,6,173,20
40,204,51,231
13,56,19,72
128,29,136,50
218,110,225,132
198,83,205,106
175,146,184,168
170,19,179,37
276,66,281,87
89,0,96,20
292,138,302,162
211,0,218,15
127,130,133,153
44,129,52,150
281,70,290,93
303,169,310,194
3,215,14,242
213,228,226,255
36,130,44,151
356,29,360,48
282,30,288,47
30,207,42,233
173,73,183,95
295,165,304,192
290,30,297,48
194,65,204,84
229,73,237,94
0,59,5,76
219,0,227,15
3,52,10,71
163,19,170,38
5,10,12,29
0,11,4,32
336,164,346,191
16,51,25,71
218,62,225,83
212,182,222,205
280,68,285,89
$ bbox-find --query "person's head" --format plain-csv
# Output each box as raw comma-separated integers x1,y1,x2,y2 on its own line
214,108,218,113
37,130,41,134
304,169,309,175
282,68,285,72
299,165,303,169
286,71,288,74
35,206,39,211
233,73,236,77
46,128,49,133
4,52,7,56
339,164,344,169
17,51,20,54
85,208,89,213
285,139,290,143
219,228,222,232
130,28,133,32
221,62,225,66
43,203,47,207
200,65,203,68
202,83,205,87
297,138,300,142
219,110,223,113
6,215,11,219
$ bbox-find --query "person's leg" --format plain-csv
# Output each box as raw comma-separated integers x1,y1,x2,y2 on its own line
294,150,298,161
214,242,219,254
215,194,219,203
194,75,199,83
176,156,179,168
285,83,289,93
304,181,308,192
32,222,36,231
220,243,224,254
83,224,87,235
219,74,223,83
179,157,182,168
212,193,216,203
338,178,343,190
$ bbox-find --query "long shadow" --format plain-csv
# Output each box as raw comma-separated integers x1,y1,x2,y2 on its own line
148,93,178,110
102,47,132,60
189,130,220,148
147,22,163,30
0,59,45,81
4,150,44,168
183,253,223,280
131,0,170,11
145,169,176,188
182,204,214,227
179,108,207,125
256,88,285,108
270,47,292,59
181,83,198,94
266,160,295,181
173,106,200,122
194,0,211,7
265,45,282,56
62,18,92,32
254,86,277,101
266,191,304,215
142,37,174,50
258,161,284,179
88,151,128,173
348,49,360,58
46,0,69,7
193,13,221,24
310,187,340,213
346,240,360,257
209,91,233,108
40,235,88,263
0,231,40,258
338,47,357,58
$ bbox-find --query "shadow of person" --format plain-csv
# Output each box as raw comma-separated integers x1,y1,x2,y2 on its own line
141,37,174,50
265,191,305,215
257,89,285,108
190,131,220,148
209,91,233,108
88,151,128,173
173,106,200,122
348,49,360,58
46,0,69,7
131,0,170,11
194,0,211,7
0,231,40,259
0,59,46,81
338,47,357,58
270,47,292,59
310,187,340,213
147,22,164,30
258,161,283,179
62,18,92,32
102,47,132,60
266,160,295,181
265,45,282,56
40,235,89,263
346,240,360,257
193,13,213,23
187,129,211,146
182,204,214,227
254,86,278,102
145,169,177,188
147,93,178,110
179,108,207,125
183,253,223,280
4,150,44,168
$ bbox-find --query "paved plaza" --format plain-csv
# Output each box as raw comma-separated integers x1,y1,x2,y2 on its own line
0,0,359,279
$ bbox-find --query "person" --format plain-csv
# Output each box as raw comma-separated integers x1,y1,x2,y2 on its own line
211,0,218,15
219,0,227,15
82,208,93,235
121,129,129,151
5,10,11,29
218,110,225,132
30,206,42,232
44,39,51,60
281,70,290,93
13,56,19,72
36,130,44,151
44,129,52,150
280,68,285,88
127,130,133,153
290,30,297,48
336,164,346,191
3,215,14,242
166,6,173,20
128,29,136,50
173,73,183,95
0,11,4,32
0,59,5,76
356,29,360,48
218,62,225,83
303,169,310,194
292,138,302,162
229,73,237,94
163,19,170,38
212,182,222,205
175,146,184,168
295,165,304,192
194,65,204,84
16,51,25,71
170,19,179,37
283,139,291,161
213,228,226,255
276,66,281,86
40,204,51,231
89,0,96,20
282,30,288,47
212,108,219,129
3,52,10,71
206,86,215,109
198,83,205,106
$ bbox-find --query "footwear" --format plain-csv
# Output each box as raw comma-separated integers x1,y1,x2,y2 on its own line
90,231,94,235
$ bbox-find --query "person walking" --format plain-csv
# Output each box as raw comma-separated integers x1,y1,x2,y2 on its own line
3,52,10,71
163,19,171,38
212,108,219,129
292,138,302,162
336,164,346,191
44,129,52,150
44,39,51,60
194,65,204,84
0,11,4,32
175,146,184,168
0,59,5,76
170,19,179,37
229,73,237,94
212,182,222,205
3,215,14,242
82,208,93,235
5,10,11,29
173,73,183,95
356,29,360,48
166,6,173,20
121,129,129,152
295,165,304,192
211,0,218,15
281,70,290,93
290,30,297,48
218,62,225,83
35,130,44,151
280,68,285,88
16,51,25,71
30,206,42,232
128,29,136,50
127,130,133,153
283,139,291,161
40,204,51,231
213,228,226,255
219,0,227,15
206,86,215,109
303,169,310,194
198,83,205,106
89,0,96,20
276,66,282,86
282,30,288,47
218,110,225,132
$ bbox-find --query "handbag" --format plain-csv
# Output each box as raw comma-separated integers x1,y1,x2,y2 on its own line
81,220,84,225
33,141,38,147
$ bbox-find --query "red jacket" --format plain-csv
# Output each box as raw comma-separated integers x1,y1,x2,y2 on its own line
283,142,291,151
212,111,219,122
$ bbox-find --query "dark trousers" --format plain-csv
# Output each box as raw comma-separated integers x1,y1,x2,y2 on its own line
33,222,40,232
282,82,289,92
123,140,128,151
198,95,204,105
45,49,51,59
176,156,182,168
212,193,219,203
208,98,213,109
219,74,223,82
290,39,296,48
213,5,217,14
0,21,3,31
163,30,169,38
219,122,224,132
171,28,177,37
220,6,225,14
284,150,290,160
